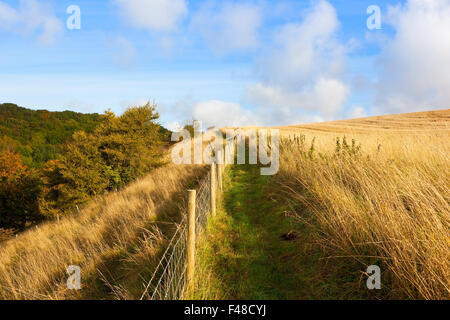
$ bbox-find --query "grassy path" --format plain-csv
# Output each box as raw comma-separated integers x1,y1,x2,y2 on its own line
193,165,337,300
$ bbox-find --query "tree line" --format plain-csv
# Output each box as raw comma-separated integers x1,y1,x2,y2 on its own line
0,103,102,168
0,103,168,231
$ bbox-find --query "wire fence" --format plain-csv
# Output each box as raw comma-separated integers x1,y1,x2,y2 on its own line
140,167,217,300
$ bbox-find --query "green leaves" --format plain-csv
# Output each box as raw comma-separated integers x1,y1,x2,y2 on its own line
40,102,166,217
0,103,101,168
0,102,167,225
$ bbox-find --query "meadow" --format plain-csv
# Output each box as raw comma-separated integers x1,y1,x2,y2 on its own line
0,109,448,300
275,110,450,299
193,109,449,300
0,163,206,299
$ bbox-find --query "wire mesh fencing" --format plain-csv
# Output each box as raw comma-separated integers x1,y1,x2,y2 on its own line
195,173,211,235
140,166,218,300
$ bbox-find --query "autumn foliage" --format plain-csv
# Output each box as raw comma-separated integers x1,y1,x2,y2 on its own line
0,152,42,229
0,102,167,228
39,103,166,217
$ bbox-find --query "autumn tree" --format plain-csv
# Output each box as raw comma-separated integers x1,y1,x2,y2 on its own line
0,152,42,229
40,103,166,216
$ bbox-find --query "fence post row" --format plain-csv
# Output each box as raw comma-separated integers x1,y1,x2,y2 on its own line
144,145,233,299
185,146,230,295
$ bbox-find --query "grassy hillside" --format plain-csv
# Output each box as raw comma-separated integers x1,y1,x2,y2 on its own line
276,109,450,154
277,110,449,299
278,109,450,133
0,163,207,299
1,109,448,300
0,103,168,231
196,109,449,300
0,103,101,167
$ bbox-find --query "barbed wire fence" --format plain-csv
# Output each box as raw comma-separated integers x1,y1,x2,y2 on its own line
140,153,226,300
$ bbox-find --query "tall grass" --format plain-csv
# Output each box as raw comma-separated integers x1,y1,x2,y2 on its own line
0,164,207,299
277,132,449,299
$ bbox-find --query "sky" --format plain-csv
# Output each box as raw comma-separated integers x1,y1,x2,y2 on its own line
0,0,449,129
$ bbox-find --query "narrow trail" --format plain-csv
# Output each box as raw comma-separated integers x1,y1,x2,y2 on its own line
194,165,332,300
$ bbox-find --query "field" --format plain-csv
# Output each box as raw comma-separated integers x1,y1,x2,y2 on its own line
0,109,448,300
276,110,449,299
0,163,206,299
194,109,450,300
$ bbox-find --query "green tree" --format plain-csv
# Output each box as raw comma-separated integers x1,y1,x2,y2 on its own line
0,103,101,167
40,131,112,216
40,102,166,216
96,103,164,188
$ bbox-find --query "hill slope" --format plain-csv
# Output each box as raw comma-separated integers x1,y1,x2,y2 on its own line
0,163,207,299
275,110,449,299
0,103,101,167
1,109,448,300
276,109,450,134
197,109,449,300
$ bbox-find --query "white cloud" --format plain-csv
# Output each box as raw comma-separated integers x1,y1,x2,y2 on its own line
0,2,19,25
0,0,63,44
114,0,188,32
190,1,263,54
65,99,96,114
347,106,367,119
245,0,350,124
375,0,450,114
156,97,259,129
192,100,258,128
246,78,348,116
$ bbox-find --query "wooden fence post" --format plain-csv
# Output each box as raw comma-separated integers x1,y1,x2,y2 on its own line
210,163,216,217
187,189,196,291
217,150,223,194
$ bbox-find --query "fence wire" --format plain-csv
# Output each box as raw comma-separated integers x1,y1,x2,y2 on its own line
140,170,214,300
140,136,235,301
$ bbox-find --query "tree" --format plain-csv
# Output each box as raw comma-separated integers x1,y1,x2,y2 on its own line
0,103,101,167
96,103,165,188
0,135,18,153
39,102,166,216
0,152,42,229
40,132,112,216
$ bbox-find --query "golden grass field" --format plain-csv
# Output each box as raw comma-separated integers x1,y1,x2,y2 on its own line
275,109,449,299
0,109,448,300
0,163,206,299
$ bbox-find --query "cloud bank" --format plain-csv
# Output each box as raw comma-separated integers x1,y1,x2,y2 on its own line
0,0,63,44
375,0,450,114
245,0,350,124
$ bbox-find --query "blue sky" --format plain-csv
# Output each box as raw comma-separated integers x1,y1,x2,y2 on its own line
0,0,449,129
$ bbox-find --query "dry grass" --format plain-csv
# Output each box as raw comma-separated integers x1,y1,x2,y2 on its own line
0,163,207,300
1,110,448,300
276,109,450,299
